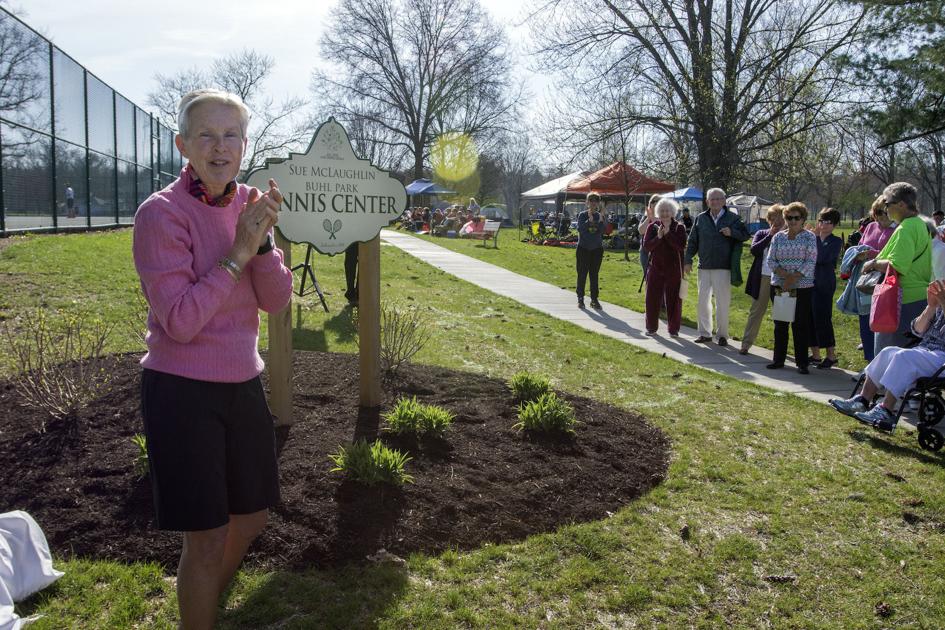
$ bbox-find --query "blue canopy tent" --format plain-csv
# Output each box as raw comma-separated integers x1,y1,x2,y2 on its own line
666,186,703,201
405,178,455,196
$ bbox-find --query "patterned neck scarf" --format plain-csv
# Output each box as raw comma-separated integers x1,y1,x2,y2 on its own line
185,163,237,207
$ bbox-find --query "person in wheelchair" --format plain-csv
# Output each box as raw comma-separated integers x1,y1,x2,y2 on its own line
830,279,945,433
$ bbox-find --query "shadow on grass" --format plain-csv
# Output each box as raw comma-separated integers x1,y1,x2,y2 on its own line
219,563,409,629
292,304,357,352
848,428,945,466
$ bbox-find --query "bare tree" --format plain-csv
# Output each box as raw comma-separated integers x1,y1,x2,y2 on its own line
312,0,520,180
531,0,868,191
146,49,310,176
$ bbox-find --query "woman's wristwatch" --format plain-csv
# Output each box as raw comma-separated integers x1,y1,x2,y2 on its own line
218,257,242,282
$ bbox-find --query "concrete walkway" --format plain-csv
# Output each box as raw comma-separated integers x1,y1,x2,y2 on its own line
381,229,860,407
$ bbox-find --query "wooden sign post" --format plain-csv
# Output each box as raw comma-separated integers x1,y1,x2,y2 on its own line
246,118,406,414
358,237,382,407
267,231,294,425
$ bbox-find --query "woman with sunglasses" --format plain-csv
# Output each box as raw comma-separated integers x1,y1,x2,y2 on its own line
862,182,931,355
853,196,896,360
809,208,843,368
766,202,817,373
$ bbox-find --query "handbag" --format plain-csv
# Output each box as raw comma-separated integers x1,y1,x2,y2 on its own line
858,240,929,295
855,269,882,295
772,289,797,323
870,267,901,333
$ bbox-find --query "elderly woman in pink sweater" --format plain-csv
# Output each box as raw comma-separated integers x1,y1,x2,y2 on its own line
132,89,292,629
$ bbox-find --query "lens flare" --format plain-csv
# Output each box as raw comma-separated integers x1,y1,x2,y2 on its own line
431,132,479,182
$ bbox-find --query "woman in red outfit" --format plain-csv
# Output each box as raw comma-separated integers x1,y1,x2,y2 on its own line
642,198,687,335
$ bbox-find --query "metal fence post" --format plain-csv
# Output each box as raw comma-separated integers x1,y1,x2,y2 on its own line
83,69,91,229
113,90,119,225
49,41,58,231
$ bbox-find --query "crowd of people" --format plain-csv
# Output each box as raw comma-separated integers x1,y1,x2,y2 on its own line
400,198,490,237
578,182,945,418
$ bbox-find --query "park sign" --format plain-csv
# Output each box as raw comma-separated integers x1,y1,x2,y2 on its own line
245,118,406,254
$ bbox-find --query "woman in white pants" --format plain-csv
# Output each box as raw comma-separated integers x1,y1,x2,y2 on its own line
830,279,945,433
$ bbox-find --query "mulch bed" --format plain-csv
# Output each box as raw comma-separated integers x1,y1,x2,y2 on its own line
0,351,670,571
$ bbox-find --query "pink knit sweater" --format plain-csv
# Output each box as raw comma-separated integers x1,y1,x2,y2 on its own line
132,169,293,383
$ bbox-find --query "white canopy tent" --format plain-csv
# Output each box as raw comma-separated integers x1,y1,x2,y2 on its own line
727,193,774,225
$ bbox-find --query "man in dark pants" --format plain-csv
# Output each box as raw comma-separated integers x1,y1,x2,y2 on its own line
344,242,358,306
576,192,605,309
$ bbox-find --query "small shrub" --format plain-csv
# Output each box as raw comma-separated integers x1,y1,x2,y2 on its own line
131,433,149,479
383,396,454,437
514,392,577,435
124,288,150,348
329,439,414,485
509,371,551,402
380,303,430,375
383,396,425,434
419,404,454,436
1,309,115,432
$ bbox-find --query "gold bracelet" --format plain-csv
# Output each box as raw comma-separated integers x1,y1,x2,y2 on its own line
218,257,242,282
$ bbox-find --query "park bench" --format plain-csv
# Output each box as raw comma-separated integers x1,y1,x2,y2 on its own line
466,220,502,248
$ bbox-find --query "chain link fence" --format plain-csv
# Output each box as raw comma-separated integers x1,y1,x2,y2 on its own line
0,8,182,236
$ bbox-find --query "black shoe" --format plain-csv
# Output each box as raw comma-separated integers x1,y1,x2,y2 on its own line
766,362,784,369
578,298,585,309
797,366,809,375
717,337,728,347
590,299,602,309
817,358,836,369
694,336,712,343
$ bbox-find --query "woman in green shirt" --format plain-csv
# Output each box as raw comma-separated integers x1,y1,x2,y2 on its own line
862,182,932,354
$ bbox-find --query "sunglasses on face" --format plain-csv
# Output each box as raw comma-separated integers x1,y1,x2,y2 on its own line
874,210,886,216
884,199,898,208
785,215,803,221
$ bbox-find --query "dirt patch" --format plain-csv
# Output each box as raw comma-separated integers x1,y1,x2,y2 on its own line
0,351,669,571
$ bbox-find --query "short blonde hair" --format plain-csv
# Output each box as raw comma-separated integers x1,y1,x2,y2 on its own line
177,89,250,138
766,204,784,222
783,201,808,222
870,195,885,217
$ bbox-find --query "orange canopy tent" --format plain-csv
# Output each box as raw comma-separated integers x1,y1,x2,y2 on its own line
566,162,675,197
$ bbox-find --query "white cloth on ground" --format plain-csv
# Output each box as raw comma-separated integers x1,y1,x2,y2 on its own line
0,511,63,630
865,345,945,400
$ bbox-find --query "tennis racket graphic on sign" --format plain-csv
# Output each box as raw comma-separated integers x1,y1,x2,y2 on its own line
323,219,342,239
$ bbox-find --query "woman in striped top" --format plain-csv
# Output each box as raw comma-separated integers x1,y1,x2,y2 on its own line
766,202,818,374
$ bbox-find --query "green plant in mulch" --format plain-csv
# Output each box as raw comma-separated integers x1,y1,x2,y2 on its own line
514,392,577,435
383,396,455,438
131,433,148,479
328,439,414,486
508,371,551,403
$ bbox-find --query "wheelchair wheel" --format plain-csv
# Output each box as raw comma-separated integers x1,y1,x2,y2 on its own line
917,428,944,452
918,394,945,427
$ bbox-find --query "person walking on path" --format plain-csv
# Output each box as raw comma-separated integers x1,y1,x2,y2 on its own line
64,184,75,219
739,204,784,355
642,197,687,336
809,208,843,368
766,202,817,374
684,187,750,346
861,182,932,355
132,89,293,630
576,192,605,309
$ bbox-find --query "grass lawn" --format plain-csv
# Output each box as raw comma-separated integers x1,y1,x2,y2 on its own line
414,228,869,373
2,230,944,628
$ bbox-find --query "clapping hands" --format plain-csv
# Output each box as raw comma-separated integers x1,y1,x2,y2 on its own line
928,279,945,309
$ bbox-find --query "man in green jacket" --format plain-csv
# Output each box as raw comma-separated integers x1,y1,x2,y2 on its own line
684,188,750,346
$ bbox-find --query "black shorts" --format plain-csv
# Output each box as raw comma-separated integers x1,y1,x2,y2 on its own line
140,369,280,531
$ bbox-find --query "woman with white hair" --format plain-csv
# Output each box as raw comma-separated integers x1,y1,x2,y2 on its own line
641,197,687,335
133,89,293,628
